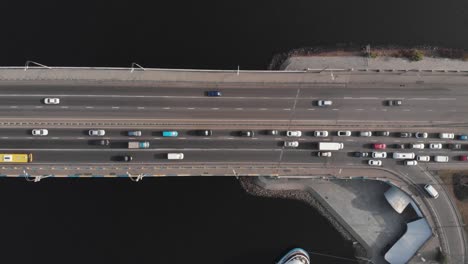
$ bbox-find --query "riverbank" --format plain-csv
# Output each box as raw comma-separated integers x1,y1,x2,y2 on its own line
269,45,468,71
238,177,366,263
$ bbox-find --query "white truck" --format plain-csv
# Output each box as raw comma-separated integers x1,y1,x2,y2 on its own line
128,141,150,149
318,142,344,151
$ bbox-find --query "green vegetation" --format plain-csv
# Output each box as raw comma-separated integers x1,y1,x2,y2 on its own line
404,49,424,61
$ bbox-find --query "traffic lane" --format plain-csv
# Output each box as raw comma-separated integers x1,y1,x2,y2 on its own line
0,84,298,98
27,149,284,163
0,139,297,149
4,83,468,99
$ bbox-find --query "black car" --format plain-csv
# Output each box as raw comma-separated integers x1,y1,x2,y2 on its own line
240,131,254,137
400,132,412,138
94,139,110,146
197,130,213,136
376,131,390,136
396,143,406,149
388,100,402,106
451,143,462,150
267,130,279,136
354,152,369,158
117,155,133,162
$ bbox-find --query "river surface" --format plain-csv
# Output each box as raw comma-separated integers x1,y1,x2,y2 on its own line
1,0,467,263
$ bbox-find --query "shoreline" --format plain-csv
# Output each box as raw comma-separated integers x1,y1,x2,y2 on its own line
238,177,368,263
268,44,468,70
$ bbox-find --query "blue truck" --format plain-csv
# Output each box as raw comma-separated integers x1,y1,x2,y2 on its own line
128,141,150,149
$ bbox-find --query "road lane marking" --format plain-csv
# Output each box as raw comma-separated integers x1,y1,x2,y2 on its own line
85,106,94,109
35,106,43,108
137,107,145,109
283,108,291,111
10,106,17,108
259,108,268,110
163,107,171,110
403,109,411,111
187,108,195,110
211,108,219,110
356,109,364,111
307,108,315,111
235,108,243,110
61,106,69,109
332,109,339,111
112,107,119,109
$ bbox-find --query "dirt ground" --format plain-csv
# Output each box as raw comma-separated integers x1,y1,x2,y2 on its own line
438,170,468,235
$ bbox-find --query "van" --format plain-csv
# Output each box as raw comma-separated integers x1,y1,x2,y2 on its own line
424,184,439,199
434,156,449,162
439,133,455,139
392,152,415,160
167,153,184,160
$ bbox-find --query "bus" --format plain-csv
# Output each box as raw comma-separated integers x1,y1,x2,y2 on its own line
0,153,33,163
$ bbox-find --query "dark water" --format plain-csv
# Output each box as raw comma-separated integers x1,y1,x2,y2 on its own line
2,0,468,69
0,178,355,264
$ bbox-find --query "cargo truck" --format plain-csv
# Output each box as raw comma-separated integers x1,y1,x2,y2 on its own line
128,141,150,149
318,142,344,151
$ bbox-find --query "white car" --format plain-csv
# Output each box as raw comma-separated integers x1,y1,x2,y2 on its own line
284,141,299,148
405,160,418,166
417,155,430,162
317,100,332,106
412,143,425,149
429,143,442,149
314,131,328,137
43,98,60,105
32,129,48,136
318,152,332,157
337,131,351,137
368,160,382,166
360,131,372,137
286,131,302,137
89,129,106,136
415,132,428,139
372,152,387,158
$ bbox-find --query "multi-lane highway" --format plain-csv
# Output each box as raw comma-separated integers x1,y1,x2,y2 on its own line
0,83,466,123
0,73,466,263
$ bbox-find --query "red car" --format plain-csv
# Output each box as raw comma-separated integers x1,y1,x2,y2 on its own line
460,155,468,161
373,143,387,150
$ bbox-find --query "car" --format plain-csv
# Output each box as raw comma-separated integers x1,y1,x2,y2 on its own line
434,156,449,162
415,132,428,139
360,131,372,137
429,143,442,149
459,135,468,140
439,133,455,139
197,130,213,136
372,152,387,158
368,160,382,166
267,130,279,136
240,131,254,137
424,184,439,199
89,129,105,136
417,155,430,162
317,100,332,106
32,129,48,136
387,100,402,106
450,143,461,150
97,139,110,146
284,141,299,148
337,131,351,137
117,155,133,162
318,152,332,157
286,131,302,137
405,160,418,166
393,152,416,159
396,143,406,149
459,155,467,161
373,143,386,150
376,131,390,136
354,152,369,158
127,131,142,137
162,131,178,137
206,91,222,96
43,98,60,105
412,143,425,149
400,132,412,138
314,131,328,137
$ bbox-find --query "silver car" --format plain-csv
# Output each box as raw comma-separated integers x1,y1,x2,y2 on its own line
89,129,106,136
337,131,351,137
314,131,328,137
284,141,299,148
286,131,302,137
